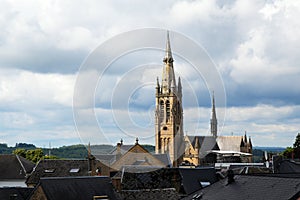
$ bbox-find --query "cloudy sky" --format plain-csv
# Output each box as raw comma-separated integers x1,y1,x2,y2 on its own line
0,0,299,148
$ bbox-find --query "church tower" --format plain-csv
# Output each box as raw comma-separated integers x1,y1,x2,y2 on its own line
155,32,183,167
210,92,217,137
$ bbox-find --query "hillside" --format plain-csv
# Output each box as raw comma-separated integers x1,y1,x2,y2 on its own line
0,143,284,161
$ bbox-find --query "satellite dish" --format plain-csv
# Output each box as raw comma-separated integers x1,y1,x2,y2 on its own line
264,151,269,168
264,151,268,160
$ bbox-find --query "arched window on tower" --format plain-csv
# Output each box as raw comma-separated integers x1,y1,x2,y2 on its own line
160,100,164,120
166,100,170,121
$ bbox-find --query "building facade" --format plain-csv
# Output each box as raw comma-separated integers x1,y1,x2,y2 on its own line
155,32,184,167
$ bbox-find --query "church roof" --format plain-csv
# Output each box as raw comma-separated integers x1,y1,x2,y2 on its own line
217,136,243,152
187,136,219,156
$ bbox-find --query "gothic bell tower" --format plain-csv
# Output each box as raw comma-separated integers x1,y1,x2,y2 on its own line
155,32,183,167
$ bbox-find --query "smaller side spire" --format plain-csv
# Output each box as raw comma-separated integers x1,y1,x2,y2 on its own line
156,77,160,95
210,91,218,137
244,131,248,143
178,77,182,98
195,136,200,150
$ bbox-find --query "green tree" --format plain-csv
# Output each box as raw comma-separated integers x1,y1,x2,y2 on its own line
282,133,300,159
293,133,300,159
293,133,300,148
13,148,27,158
282,147,294,158
26,149,44,163
13,148,44,163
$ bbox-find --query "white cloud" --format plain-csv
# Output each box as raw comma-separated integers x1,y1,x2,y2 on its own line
0,69,75,108
0,0,300,147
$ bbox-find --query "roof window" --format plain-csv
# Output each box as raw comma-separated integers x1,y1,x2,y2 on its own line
44,169,55,173
69,168,80,173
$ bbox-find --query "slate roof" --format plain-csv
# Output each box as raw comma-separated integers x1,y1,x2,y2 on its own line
276,159,300,174
152,153,171,166
0,187,34,200
119,167,218,195
95,154,116,165
217,136,243,152
110,145,134,154
120,168,181,191
179,167,218,194
35,176,119,200
187,136,219,157
120,188,179,200
26,159,90,185
183,175,300,200
0,154,35,179
95,145,170,167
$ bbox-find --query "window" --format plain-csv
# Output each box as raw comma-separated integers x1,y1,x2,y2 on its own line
163,126,168,130
160,100,164,118
44,169,55,173
166,100,170,121
69,168,80,173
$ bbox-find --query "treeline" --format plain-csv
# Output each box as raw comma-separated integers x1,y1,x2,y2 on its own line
0,143,90,162
1,142,284,163
0,143,155,162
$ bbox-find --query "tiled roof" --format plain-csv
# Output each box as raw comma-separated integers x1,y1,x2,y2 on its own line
0,155,35,179
35,176,119,200
183,175,300,200
26,159,90,185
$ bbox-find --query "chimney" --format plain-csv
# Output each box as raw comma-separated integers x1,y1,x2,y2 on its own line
227,169,235,184
116,141,122,160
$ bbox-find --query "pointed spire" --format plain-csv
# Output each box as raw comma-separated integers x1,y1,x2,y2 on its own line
178,77,182,91
162,31,176,94
249,136,252,147
195,137,200,150
88,142,92,159
244,131,248,143
163,31,173,63
210,91,218,137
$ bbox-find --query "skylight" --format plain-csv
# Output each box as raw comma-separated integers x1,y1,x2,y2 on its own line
44,169,55,173
69,168,80,173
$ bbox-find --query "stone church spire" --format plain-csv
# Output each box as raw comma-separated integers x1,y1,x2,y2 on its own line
162,31,176,94
210,91,218,137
